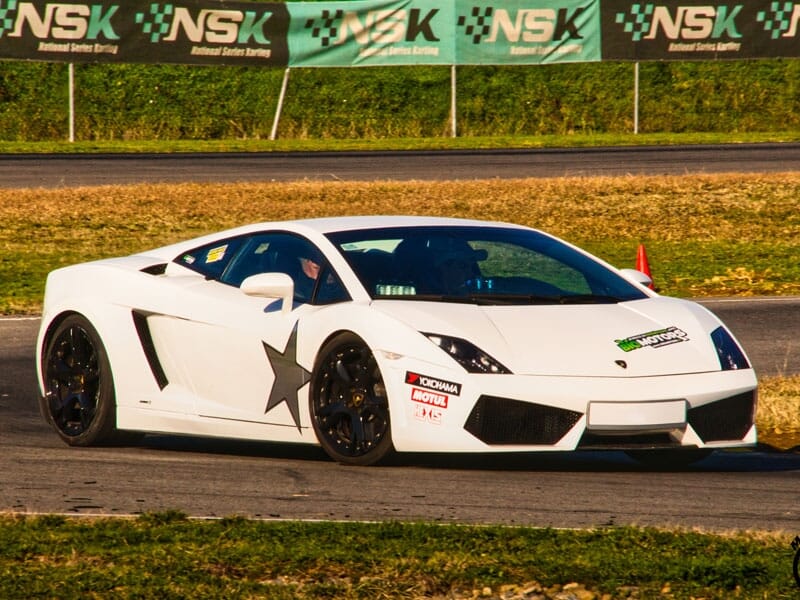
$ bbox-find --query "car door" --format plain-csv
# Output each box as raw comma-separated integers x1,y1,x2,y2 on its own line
148,231,349,430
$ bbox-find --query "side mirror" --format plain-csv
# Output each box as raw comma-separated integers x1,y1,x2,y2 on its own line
619,268,653,290
241,272,294,313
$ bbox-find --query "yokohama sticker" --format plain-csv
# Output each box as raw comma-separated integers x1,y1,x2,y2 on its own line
405,371,461,396
411,387,448,409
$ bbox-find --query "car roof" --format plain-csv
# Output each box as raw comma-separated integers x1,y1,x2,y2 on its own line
274,215,522,233
136,215,529,261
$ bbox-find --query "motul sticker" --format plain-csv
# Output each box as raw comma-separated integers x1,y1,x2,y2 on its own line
411,387,448,409
405,371,461,396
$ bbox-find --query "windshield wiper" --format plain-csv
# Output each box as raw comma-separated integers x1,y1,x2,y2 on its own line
376,293,493,305
467,293,626,305
375,293,626,305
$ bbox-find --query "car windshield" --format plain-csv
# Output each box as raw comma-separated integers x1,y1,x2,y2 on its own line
326,226,648,305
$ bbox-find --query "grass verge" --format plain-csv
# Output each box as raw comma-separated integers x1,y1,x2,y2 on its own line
0,514,797,599
1,131,800,154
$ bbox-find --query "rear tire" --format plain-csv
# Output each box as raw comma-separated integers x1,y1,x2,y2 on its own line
310,333,393,466
40,314,121,446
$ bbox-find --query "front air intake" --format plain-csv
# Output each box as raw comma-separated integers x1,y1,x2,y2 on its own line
464,395,582,445
687,391,756,442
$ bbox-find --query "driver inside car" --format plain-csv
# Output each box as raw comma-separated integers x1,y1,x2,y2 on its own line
428,238,485,295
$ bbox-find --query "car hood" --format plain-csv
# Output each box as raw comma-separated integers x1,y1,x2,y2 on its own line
371,297,726,377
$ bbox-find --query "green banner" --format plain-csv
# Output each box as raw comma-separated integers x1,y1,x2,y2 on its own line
288,0,454,66
287,0,601,67
455,0,601,64
1,0,799,67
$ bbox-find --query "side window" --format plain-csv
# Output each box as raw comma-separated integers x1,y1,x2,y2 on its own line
215,232,350,306
220,235,278,287
314,265,350,305
175,236,246,280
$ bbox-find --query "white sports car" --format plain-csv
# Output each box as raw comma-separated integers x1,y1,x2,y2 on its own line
36,216,757,466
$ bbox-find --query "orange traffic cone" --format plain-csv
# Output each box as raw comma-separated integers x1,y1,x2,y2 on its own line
636,244,654,289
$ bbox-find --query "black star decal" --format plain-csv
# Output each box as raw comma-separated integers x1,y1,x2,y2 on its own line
263,324,310,432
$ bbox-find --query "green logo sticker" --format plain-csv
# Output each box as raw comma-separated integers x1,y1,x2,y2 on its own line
615,326,689,352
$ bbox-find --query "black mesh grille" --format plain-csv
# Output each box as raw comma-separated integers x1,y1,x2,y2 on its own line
688,391,755,442
464,395,582,445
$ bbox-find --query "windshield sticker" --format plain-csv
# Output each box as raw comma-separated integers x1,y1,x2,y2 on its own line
376,284,416,296
615,326,689,352
205,244,228,264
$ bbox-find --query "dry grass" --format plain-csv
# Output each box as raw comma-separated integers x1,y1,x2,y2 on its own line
757,375,800,449
4,172,800,241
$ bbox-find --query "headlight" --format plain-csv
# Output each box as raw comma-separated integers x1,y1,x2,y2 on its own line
711,326,749,371
423,333,511,374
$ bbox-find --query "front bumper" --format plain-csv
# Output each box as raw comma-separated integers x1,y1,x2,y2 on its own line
385,362,757,453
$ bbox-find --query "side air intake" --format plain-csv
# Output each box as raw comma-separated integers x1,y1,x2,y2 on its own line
132,310,169,390
464,395,582,445
687,391,755,442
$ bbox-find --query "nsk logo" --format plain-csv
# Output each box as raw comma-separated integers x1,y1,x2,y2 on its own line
0,2,273,44
458,7,585,45
305,9,439,48
405,371,461,396
411,387,448,409
1,2,118,40
136,5,273,44
615,5,742,42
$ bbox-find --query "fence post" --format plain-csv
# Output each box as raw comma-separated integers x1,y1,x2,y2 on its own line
450,64,457,137
68,63,75,142
633,61,639,135
270,67,291,141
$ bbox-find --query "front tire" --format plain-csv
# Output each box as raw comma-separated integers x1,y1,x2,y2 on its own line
310,333,393,466
40,314,119,446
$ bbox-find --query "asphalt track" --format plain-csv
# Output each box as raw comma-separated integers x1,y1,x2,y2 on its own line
1,145,798,531
2,142,800,187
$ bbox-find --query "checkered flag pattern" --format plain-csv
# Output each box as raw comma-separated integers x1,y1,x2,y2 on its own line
457,6,493,45
305,9,344,47
0,0,17,39
757,2,794,40
135,3,174,44
615,3,655,42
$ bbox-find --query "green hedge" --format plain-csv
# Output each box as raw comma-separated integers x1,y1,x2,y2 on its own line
1,59,800,140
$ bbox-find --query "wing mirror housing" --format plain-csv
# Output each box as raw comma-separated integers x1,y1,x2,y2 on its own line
619,268,653,289
241,272,294,313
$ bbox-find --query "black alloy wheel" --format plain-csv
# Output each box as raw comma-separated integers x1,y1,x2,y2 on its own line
310,333,393,466
40,314,118,446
